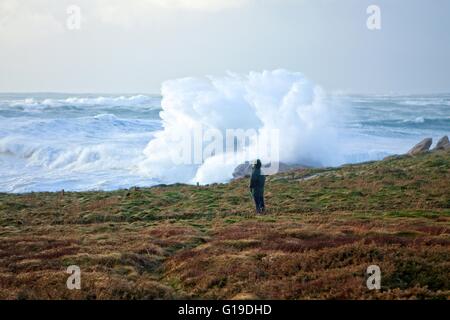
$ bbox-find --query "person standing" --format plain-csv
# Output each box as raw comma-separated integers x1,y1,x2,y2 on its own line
249,159,266,214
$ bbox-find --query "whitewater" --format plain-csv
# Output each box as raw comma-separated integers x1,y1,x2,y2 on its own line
0,70,449,193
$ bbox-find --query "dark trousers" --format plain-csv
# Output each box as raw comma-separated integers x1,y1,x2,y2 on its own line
253,193,265,213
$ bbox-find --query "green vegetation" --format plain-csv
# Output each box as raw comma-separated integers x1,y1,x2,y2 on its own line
0,150,449,299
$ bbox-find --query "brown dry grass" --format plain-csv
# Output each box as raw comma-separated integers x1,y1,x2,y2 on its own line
0,150,449,299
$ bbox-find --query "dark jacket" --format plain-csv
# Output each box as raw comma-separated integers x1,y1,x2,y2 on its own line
249,167,265,196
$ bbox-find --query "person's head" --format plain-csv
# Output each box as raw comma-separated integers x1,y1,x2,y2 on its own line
253,159,262,169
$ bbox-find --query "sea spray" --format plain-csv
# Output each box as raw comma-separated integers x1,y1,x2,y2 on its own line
139,70,342,184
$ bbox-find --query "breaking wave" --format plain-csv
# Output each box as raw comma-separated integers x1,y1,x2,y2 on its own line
138,70,342,184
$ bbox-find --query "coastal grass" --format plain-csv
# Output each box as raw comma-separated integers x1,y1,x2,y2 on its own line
0,150,449,299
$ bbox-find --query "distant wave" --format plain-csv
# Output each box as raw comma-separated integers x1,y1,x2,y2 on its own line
398,99,450,107
339,95,450,107
3,94,161,109
403,117,425,124
357,117,449,131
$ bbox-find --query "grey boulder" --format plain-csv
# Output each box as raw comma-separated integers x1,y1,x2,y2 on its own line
434,135,450,151
407,138,432,155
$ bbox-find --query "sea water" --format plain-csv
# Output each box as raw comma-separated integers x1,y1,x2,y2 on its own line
0,70,448,193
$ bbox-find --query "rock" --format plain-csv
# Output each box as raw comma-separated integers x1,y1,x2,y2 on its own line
433,135,450,151
232,161,253,178
407,138,432,155
232,161,306,179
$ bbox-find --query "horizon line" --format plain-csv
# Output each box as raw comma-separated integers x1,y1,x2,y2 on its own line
1,91,450,97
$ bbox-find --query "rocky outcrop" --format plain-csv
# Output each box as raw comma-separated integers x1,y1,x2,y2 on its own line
433,135,450,151
232,162,253,178
407,138,432,155
232,161,306,179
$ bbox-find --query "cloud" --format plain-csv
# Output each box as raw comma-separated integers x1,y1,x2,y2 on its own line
92,0,251,27
0,0,252,38
149,0,250,10
0,0,65,44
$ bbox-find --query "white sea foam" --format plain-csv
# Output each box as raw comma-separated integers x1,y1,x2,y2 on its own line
6,94,155,108
0,111,160,192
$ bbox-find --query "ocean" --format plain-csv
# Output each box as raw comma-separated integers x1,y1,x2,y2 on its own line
0,73,449,193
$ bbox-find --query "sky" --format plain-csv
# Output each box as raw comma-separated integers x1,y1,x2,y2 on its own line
0,0,449,94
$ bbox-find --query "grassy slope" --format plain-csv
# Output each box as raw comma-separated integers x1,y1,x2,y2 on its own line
0,150,449,299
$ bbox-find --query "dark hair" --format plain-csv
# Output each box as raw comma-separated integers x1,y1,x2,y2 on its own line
255,159,262,169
